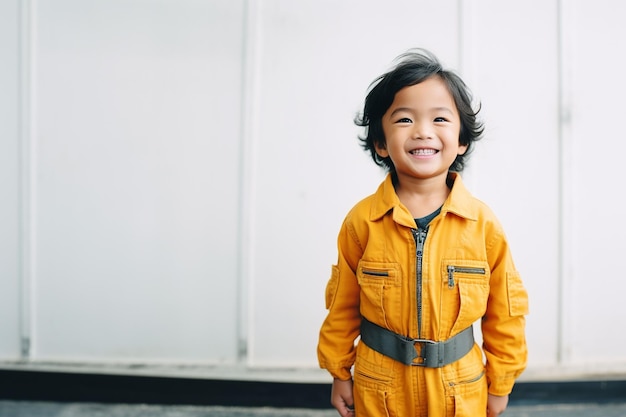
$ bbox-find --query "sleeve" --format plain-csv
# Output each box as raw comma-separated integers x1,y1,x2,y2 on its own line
481,222,529,396
317,216,364,381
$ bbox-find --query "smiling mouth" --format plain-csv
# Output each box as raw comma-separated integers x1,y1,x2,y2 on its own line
410,149,438,155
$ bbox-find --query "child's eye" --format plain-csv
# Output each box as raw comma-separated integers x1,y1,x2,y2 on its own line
396,117,412,124
434,117,448,122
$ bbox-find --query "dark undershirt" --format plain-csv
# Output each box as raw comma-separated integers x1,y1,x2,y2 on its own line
414,207,442,230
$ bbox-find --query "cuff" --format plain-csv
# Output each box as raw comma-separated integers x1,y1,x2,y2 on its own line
325,366,352,381
487,375,517,396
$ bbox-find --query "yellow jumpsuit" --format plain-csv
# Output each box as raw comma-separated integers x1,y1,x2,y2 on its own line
318,173,528,416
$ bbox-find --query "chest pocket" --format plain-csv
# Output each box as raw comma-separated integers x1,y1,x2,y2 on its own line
357,261,401,328
442,260,490,336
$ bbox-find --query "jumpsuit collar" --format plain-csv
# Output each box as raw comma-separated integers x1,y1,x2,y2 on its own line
369,172,479,227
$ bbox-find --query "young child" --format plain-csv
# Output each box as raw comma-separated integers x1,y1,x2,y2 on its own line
317,49,528,417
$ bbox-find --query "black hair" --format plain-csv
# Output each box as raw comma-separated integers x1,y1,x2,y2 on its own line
355,48,484,173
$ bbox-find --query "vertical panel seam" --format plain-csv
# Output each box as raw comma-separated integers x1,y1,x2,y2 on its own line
457,0,467,74
556,0,573,366
18,0,36,361
456,0,478,190
237,0,261,367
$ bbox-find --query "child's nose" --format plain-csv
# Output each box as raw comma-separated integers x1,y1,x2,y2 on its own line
412,122,434,140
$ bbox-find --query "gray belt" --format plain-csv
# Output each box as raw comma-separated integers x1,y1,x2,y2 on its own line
360,318,474,367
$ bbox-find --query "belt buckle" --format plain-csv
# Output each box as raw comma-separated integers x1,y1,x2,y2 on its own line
410,337,436,367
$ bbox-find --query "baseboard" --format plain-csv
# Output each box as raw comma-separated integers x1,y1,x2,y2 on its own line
0,370,624,408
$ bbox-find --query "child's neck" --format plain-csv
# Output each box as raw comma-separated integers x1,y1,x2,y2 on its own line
395,175,451,219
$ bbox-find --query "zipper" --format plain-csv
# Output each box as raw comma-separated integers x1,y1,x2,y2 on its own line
449,370,485,387
447,265,486,288
412,227,427,338
354,368,393,383
362,270,389,277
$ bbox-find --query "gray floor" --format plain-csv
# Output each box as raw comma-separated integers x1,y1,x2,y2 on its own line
2,401,626,417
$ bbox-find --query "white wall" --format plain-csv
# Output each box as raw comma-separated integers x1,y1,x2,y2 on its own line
1,0,626,381
564,0,626,367
464,0,562,371
0,0,22,360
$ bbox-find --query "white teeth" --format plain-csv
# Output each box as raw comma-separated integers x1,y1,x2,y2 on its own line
411,149,436,155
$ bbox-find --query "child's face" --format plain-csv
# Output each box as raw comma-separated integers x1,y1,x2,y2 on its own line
376,76,467,184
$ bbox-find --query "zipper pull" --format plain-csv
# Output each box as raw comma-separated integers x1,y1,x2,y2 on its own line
414,228,426,256
447,265,455,288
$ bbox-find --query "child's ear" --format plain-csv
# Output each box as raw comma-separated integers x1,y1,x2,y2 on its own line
458,143,468,156
374,141,389,158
